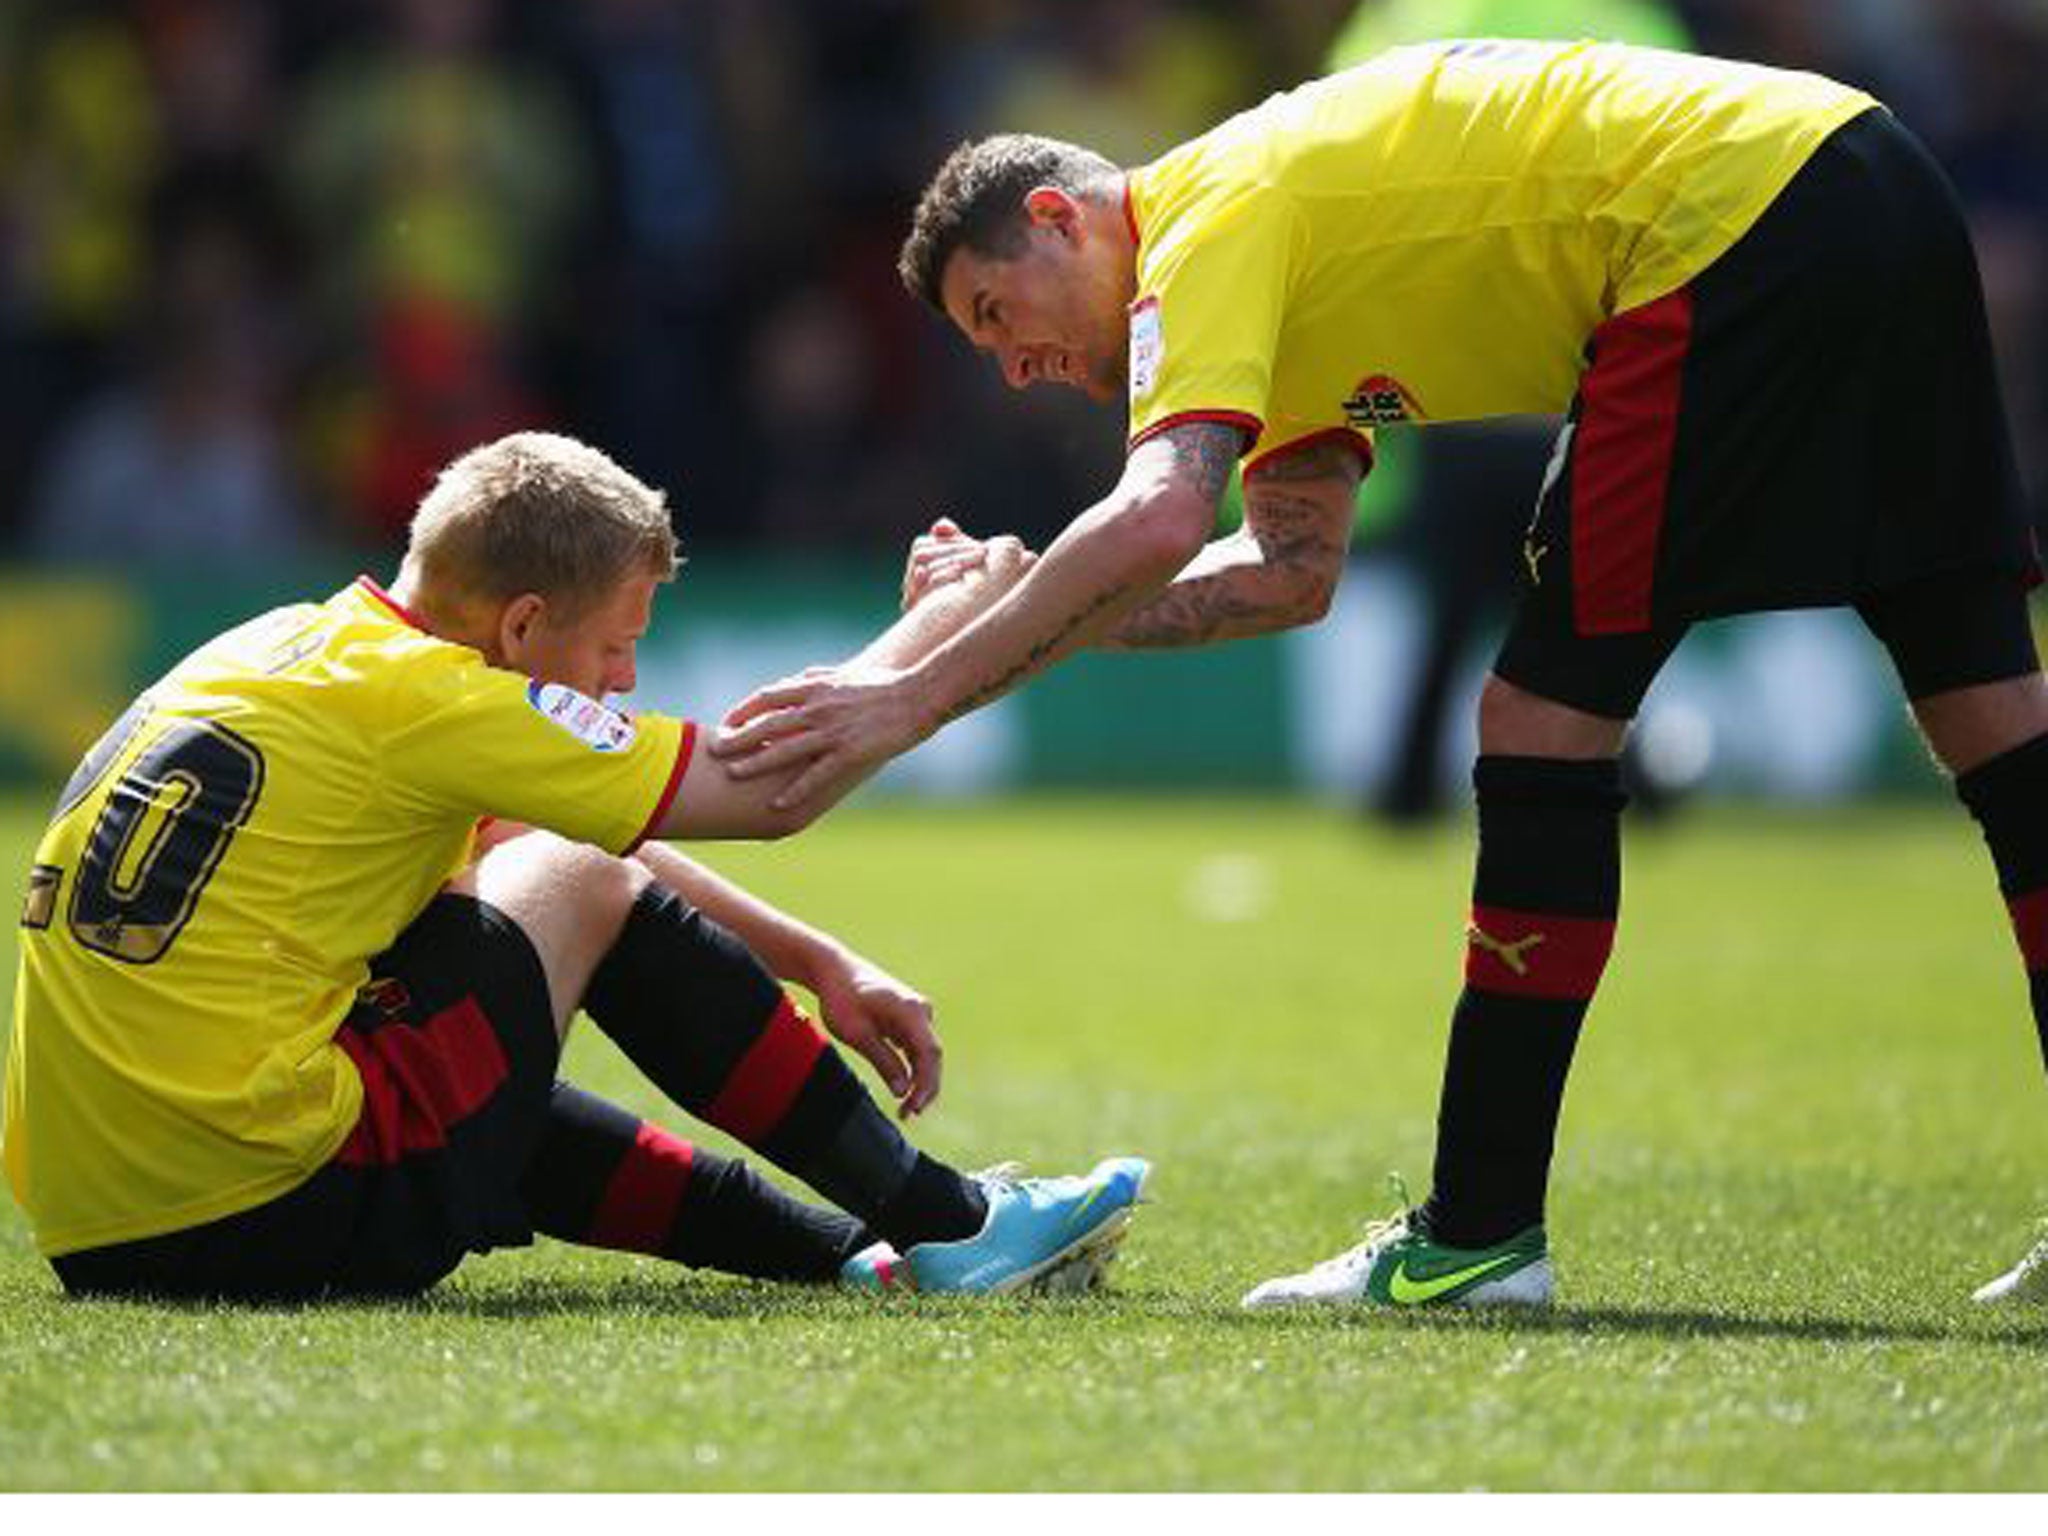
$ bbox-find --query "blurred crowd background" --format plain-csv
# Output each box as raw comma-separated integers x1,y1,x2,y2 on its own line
2,0,2045,572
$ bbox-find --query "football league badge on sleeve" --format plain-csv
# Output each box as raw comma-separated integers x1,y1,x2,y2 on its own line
1343,373,1423,426
1128,296,1162,400
527,681,639,752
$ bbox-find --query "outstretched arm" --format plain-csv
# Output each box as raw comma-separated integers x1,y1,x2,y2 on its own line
910,421,1243,717
1105,435,1362,648
653,542,1036,841
854,533,1036,670
710,420,1242,805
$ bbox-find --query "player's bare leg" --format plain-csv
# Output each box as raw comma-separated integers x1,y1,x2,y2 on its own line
1841,566,2048,1303
1477,675,1629,759
1910,672,2048,775
1905,669,2048,1303
447,830,651,1040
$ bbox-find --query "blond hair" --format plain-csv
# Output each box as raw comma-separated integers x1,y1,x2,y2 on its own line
402,432,679,619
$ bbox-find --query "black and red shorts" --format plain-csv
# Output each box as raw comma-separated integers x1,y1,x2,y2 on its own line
1495,107,2039,718
54,894,558,1301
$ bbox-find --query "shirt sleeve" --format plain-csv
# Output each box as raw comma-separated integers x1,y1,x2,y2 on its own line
1126,181,1299,455
379,654,692,855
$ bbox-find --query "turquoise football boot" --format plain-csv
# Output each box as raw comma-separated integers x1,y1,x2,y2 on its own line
903,1157,1151,1295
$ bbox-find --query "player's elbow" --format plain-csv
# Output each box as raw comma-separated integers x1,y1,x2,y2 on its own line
755,796,827,841
1292,568,1339,626
1120,491,1214,580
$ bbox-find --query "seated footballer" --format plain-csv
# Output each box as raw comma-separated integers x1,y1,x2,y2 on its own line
3,431,1147,1301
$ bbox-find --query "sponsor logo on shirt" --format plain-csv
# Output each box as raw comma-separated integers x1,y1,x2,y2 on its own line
1342,373,1424,426
1129,296,1163,400
526,680,638,752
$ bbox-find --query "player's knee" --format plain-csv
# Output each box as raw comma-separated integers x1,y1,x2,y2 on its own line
560,842,654,942
476,832,651,944
1477,674,1626,758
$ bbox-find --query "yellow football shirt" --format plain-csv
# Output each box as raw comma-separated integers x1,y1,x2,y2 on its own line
4,578,691,1257
1124,39,1878,469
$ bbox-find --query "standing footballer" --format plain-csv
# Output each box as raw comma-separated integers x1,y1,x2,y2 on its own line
713,39,2048,1307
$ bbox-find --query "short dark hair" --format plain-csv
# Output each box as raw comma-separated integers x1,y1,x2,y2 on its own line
897,134,1120,312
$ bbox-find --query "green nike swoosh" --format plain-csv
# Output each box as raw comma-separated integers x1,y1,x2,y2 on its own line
1385,1250,1529,1305
1068,1186,1110,1228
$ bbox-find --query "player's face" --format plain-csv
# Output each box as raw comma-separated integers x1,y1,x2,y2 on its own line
514,571,660,700
941,221,1128,403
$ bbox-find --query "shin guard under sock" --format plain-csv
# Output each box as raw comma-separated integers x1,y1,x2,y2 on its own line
582,885,985,1248
1417,754,1625,1248
522,1083,870,1281
1957,731,2048,1072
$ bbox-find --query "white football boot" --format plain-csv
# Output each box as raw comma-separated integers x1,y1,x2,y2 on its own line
1242,1205,1553,1311
1973,1224,2048,1305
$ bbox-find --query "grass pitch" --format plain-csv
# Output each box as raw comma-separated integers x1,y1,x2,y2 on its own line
2,793,2046,1490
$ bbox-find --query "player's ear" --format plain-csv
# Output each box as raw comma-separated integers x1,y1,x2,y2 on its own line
1023,185,1081,239
496,592,547,666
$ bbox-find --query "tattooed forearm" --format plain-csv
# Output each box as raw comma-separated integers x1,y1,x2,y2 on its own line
1110,542,1335,647
1110,457,1357,648
943,582,1131,722
1111,569,1279,647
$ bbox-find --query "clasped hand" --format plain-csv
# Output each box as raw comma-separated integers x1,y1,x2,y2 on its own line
710,519,1036,808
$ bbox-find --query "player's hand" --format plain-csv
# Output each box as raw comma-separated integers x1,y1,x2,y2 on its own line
711,664,930,810
901,520,1038,610
902,517,981,610
974,532,1037,593
807,947,943,1117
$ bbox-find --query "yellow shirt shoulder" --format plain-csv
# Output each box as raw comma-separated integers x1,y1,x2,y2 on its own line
1126,40,1876,462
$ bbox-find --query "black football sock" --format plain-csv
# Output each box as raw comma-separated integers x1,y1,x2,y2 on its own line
1957,731,2048,1072
1416,754,1626,1248
581,885,986,1249
520,1083,871,1281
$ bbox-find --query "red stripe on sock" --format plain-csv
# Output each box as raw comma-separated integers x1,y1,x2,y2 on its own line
335,996,510,1166
1571,288,1691,636
2007,888,2048,972
1464,905,1616,1001
589,1122,696,1255
702,996,828,1144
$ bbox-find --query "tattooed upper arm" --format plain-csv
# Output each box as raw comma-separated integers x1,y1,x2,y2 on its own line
1151,420,1248,505
1236,435,1362,605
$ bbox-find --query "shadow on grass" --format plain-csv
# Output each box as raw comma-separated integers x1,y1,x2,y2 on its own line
424,1273,895,1322
45,1271,2048,1349
1222,1300,2048,1348
42,1272,856,1322
422,1278,2048,1349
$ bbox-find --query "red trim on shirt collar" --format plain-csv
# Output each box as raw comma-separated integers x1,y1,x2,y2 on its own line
356,575,427,631
1122,179,1140,246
